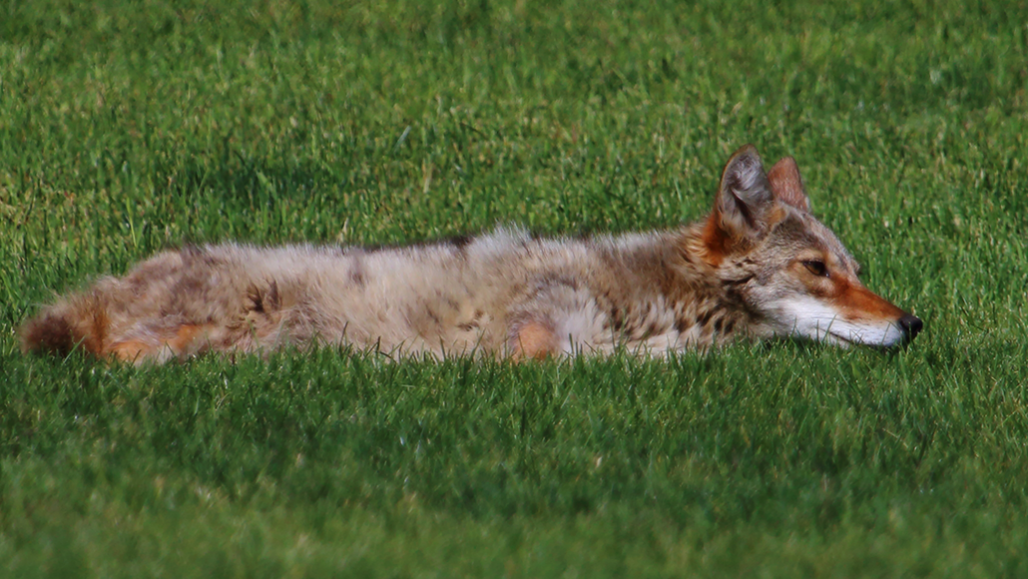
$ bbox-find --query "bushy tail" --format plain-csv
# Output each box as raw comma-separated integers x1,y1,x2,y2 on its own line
20,295,110,358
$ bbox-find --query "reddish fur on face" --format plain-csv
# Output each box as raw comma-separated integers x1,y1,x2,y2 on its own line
829,276,907,322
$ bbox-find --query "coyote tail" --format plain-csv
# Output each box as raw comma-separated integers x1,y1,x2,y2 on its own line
21,293,110,357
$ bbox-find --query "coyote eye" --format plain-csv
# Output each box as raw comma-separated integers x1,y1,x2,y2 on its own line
803,260,829,277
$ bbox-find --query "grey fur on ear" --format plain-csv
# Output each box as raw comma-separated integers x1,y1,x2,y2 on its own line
716,144,774,238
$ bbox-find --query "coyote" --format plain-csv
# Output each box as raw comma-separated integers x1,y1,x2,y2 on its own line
21,145,922,364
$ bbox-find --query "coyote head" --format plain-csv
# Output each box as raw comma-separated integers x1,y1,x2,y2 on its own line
699,145,922,347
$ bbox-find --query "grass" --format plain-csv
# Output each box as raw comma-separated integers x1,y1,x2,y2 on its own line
2,0,1028,576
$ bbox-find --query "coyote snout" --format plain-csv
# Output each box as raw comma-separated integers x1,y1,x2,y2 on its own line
764,278,923,348
21,144,921,363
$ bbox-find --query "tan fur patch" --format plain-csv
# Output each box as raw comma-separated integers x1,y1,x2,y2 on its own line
511,320,558,360
167,324,209,352
106,324,210,362
107,340,151,362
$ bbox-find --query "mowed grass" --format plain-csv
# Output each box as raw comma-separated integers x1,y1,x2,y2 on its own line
2,0,1028,576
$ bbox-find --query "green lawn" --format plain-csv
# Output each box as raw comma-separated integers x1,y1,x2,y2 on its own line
2,0,1028,576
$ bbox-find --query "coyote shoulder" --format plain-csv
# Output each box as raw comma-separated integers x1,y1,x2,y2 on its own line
22,145,922,363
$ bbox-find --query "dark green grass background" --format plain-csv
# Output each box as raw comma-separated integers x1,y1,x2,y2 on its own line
2,0,1027,576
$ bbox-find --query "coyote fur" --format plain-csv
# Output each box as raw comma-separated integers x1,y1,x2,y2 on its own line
21,145,922,364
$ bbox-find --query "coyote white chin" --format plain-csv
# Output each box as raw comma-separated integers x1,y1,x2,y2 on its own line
22,145,922,364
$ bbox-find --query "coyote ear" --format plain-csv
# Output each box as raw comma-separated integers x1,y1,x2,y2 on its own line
712,144,774,242
767,156,810,212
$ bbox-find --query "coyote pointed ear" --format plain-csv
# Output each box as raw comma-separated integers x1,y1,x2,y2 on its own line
767,156,811,212
710,144,775,240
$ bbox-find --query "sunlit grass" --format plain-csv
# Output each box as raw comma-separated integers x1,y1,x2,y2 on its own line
2,0,1027,576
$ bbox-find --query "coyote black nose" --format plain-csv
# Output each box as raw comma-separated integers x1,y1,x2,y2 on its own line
899,314,923,340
